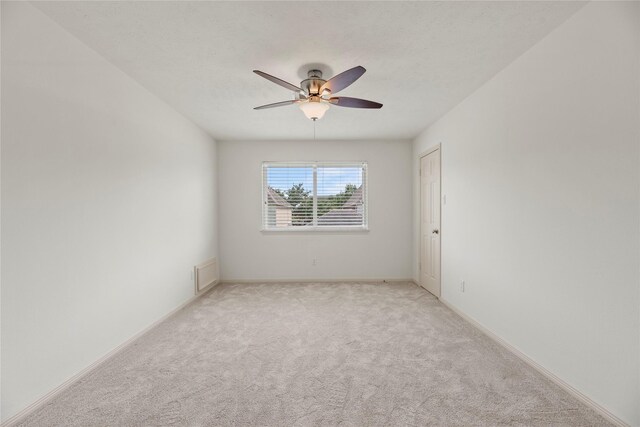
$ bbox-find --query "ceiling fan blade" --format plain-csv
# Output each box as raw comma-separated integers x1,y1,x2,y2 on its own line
320,66,366,95
329,97,383,109
253,100,298,110
253,70,302,92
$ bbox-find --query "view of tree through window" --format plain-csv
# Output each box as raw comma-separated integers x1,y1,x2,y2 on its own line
263,163,367,229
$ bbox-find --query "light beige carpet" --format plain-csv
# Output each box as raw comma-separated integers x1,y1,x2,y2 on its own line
19,282,609,426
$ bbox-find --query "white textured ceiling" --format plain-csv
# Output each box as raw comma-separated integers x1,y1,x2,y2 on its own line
34,1,584,141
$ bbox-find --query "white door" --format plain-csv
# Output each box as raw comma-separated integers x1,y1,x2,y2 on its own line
420,149,441,297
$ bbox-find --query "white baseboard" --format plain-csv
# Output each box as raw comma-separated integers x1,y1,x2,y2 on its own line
431,291,628,427
1,285,218,427
220,278,414,284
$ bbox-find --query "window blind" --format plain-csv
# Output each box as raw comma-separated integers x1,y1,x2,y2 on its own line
262,162,368,230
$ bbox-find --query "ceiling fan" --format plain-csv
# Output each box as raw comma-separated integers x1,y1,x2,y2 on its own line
253,66,383,121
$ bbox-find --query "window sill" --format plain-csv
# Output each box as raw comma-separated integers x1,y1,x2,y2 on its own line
261,226,369,233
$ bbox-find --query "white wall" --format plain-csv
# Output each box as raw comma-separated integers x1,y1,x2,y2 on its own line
218,140,412,281
1,2,218,421
412,2,639,424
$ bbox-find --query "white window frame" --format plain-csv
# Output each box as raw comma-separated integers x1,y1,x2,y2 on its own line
261,161,369,232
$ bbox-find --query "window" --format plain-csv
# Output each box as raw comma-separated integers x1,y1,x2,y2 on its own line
262,162,368,231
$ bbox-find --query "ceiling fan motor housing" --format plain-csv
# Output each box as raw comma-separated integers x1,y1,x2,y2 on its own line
301,69,327,96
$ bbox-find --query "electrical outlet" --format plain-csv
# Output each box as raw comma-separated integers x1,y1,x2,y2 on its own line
312,258,317,266
460,280,465,292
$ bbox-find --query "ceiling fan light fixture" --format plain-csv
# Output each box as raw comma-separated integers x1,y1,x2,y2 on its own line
298,99,330,121
253,66,382,119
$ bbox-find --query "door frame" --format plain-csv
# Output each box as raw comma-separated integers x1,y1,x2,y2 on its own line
419,144,442,297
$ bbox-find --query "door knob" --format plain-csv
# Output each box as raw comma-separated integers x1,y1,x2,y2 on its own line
432,229,439,234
